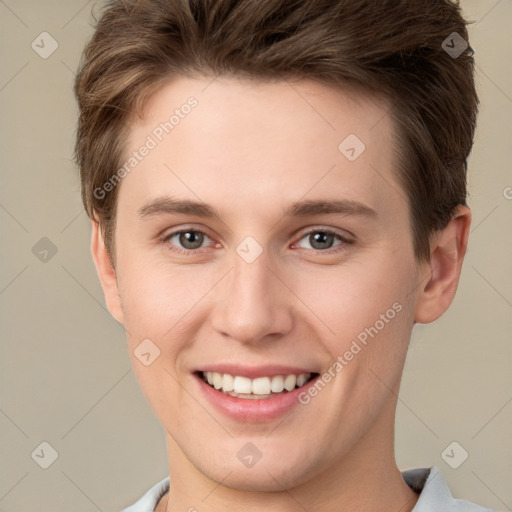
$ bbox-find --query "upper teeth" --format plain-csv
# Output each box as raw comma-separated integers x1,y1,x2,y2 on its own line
203,371,311,395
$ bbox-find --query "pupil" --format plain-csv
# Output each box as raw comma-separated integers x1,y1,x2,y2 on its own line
311,232,333,250
180,231,203,249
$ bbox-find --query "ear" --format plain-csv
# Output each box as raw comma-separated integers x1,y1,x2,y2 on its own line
91,219,124,324
414,205,471,324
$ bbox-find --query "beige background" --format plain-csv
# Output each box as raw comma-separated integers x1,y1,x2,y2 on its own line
0,1,511,510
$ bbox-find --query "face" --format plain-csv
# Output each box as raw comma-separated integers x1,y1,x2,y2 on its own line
101,76,427,491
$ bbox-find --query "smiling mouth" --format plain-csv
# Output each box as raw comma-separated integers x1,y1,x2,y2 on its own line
197,370,319,399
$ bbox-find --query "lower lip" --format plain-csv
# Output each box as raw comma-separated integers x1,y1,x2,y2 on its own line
194,373,320,422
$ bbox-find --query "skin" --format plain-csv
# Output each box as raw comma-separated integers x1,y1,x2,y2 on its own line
91,76,471,512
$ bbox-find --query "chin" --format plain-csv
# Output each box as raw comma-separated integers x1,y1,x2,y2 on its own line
209,467,303,493
193,448,319,492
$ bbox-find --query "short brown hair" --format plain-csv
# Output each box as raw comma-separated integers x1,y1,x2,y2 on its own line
73,0,478,264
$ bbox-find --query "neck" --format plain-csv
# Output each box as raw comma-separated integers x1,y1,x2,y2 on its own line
159,397,419,512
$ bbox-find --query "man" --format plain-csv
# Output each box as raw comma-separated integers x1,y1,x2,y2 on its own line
73,1,497,510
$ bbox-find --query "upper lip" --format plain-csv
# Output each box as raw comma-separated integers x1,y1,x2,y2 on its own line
195,364,318,379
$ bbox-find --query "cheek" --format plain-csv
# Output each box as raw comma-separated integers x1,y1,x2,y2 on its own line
297,263,415,419
115,255,204,416
293,256,417,409
293,257,415,341
115,247,204,337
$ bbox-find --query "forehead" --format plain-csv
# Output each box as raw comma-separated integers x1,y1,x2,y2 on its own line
119,76,403,222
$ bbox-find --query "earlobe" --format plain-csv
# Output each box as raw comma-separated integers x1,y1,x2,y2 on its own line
414,206,471,324
90,219,124,324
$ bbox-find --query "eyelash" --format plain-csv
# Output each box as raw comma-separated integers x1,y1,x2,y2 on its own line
161,227,353,256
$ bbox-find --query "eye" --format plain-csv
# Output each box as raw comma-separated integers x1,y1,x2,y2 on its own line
163,228,213,254
294,228,352,252
162,226,352,256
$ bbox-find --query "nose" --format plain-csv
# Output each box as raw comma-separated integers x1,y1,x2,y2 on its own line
210,246,294,345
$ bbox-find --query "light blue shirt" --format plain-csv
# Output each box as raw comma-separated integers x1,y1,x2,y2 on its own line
121,466,500,511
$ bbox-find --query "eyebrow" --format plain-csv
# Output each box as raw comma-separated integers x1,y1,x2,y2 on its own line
137,197,377,220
